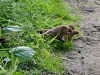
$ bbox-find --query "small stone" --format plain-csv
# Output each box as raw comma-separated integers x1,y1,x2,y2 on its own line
80,56,85,59
81,61,84,64
78,50,81,53
95,1,100,5
98,27,100,31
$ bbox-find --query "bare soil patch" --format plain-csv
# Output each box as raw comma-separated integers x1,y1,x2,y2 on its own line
63,0,100,75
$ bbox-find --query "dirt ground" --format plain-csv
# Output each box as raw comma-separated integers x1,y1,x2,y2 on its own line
63,0,100,75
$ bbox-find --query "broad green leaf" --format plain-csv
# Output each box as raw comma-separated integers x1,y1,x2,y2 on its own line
1,26,22,34
9,46,35,62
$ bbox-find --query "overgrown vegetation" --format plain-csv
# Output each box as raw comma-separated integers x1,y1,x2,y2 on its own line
0,0,81,75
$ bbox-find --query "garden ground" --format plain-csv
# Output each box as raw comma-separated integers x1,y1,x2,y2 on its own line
64,0,100,75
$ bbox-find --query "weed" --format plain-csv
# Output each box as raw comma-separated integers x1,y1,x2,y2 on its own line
0,0,81,74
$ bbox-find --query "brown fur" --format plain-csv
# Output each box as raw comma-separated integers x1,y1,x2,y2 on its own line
56,25,76,41
37,25,74,34
37,29,48,34
68,30,79,40
57,33,67,41
67,25,75,30
37,25,79,42
44,25,70,37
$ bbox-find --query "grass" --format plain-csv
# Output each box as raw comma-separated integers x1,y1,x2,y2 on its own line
0,0,81,75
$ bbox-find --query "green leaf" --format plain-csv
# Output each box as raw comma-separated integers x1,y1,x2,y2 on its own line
4,58,11,62
1,26,22,34
0,30,2,36
48,35,58,44
0,51,9,57
15,72,23,75
9,46,35,62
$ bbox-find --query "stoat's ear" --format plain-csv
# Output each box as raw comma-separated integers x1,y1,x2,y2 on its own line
67,25,75,30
